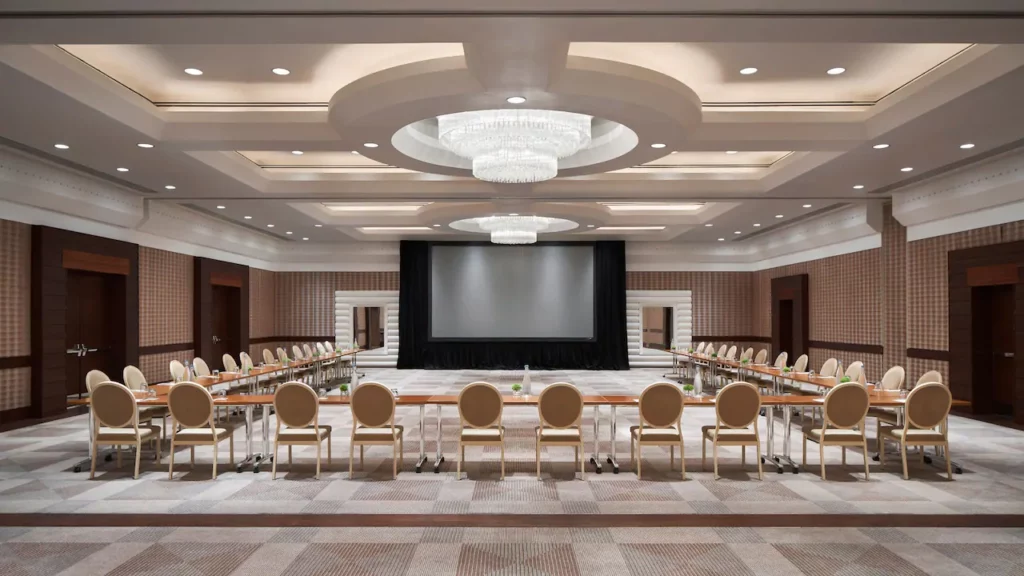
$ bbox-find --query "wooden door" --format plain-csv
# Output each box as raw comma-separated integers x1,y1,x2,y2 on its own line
973,284,1017,415
65,270,123,396
778,299,795,363
211,285,240,370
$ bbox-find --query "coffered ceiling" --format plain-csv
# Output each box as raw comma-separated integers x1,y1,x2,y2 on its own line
0,1,1023,247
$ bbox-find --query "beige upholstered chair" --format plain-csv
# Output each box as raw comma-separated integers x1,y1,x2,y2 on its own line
793,354,809,372
844,361,864,382
277,347,289,363
819,358,838,378
169,360,187,382
122,366,147,391
702,382,763,480
695,342,706,354
299,344,312,359
315,342,327,355
740,347,754,361
878,366,907,391
323,341,336,353
868,366,906,441
167,382,234,479
536,382,586,480
122,365,169,435
879,382,953,479
802,381,871,480
456,382,505,480
90,382,161,479
239,352,255,371
630,382,685,480
772,352,789,369
915,370,943,388
222,354,240,373
192,357,211,377
715,344,728,357
272,381,332,479
349,382,404,479
725,345,738,360
752,349,768,365
86,370,111,394
263,348,277,366
757,351,788,390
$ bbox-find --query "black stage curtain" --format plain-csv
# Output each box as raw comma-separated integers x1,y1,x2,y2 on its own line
397,240,629,370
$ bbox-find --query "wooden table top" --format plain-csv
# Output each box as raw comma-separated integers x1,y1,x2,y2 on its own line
669,350,850,389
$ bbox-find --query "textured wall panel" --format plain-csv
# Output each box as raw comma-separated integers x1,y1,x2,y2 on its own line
139,247,193,347
0,219,30,358
249,267,277,339
276,272,399,336
626,272,753,337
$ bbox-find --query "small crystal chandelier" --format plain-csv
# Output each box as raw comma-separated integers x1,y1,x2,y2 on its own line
470,216,569,245
437,109,592,184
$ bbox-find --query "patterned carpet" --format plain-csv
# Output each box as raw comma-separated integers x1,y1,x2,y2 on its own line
1,526,1023,575
0,369,1023,518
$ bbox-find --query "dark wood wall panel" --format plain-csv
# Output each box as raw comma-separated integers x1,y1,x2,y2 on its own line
194,258,249,363
31,227,139,418
771,274,810,361
62,250,129,276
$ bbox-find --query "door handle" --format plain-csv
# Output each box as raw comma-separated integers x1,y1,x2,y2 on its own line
1005,352,1015,358
66,344,83,356
212,335,221,344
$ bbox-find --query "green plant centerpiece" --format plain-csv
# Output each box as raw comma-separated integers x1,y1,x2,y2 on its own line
710,353,718,358
511,383,523,396
741,358,750,364
782,367,791,373
840,376,852,383
688,348,694,353
682,384,695,396
339,383,349,395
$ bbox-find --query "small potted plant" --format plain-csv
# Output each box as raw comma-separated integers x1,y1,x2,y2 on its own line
683,384,694,396
339,383,349,396
687,347,694,353
782,367,791,373
840,376,852,383
511,383,523,397
710,352,718,359
741,358,750,365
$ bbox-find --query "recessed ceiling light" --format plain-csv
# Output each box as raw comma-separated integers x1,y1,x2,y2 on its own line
314,224,323,228
594,226,666,231
509,213,519,216
872,143,889,149
244,215,252,219
432,224,441,227
960,143,975,149
650,143,666,149
302,237,309,241
506,96,527,104
753,223,761,227
164,185,176,190
827,67,846,75
705,223,713,227
216,205,226,210
853,184,865,189
740,67,758,75
272,68,291,76
360,226,434,232
734,231,742,235
54,143,69,150
603,203,703,212
775,214,784,218
184,68,203,76
803,204,812,208
726,151,738,155
351,151,360,155
363,142,378,148
718,238,725,241
116,167,129,172
324,204,427,212
267,224,275,228
137,143,153,149
587,224,595,228
286,231,293,235
291,150,303,155
901,167,914,172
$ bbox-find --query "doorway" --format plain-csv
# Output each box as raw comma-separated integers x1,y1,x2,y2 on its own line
778,299,795,361
211,285,241,370
972,284,1016,416
64,270,125,397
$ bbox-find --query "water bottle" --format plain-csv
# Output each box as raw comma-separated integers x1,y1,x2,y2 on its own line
523,365,532,396
353,338,359,351
836,360,844,380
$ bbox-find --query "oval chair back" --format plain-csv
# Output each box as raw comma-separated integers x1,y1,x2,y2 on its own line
292,345,306,361
715,382,761,430
168,381,214,429
303,344,314,359
350,382,397,429
324,341,336,353
880,366,906,391
277,348,289,363
844,361,864,381
638,382,684,429
538,383,583,429
793,354,809,372
753,349,768,365
773,352,788,369
262,349,277,366
740,348,753,361
823,382,870,430
725,346,738,360
222,354,239,372
316,342,327,355
274,381,320,429
819,358,838,377
122,366,147,391
906,382,952,431
87,370,112,394
916,370,943,388
240,352,255,371
458,382,503,429
694,342,705,354
192,357,211,377
715,345,728,357
169,360,187,382
92,381,138,430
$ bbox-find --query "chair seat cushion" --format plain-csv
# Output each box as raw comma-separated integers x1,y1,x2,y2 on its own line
629,426,682,442
174,426,234,442
867,407,899,423
353,426,404,442
96,426,160,443
536,428,582,442
278,426,332,442
804,427,865,442
701,426,758,442
461,428,503,441
880,426,945,443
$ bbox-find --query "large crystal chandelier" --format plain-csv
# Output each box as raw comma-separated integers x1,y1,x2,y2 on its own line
473,216,564,245
437,109,592,183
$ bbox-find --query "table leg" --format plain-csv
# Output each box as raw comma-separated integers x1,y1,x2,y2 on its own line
775,399,800,473
605,405,620,473
415,405,428,472
432,404,445,472
761,405,784,473
73,407,108,473
252,403,273,473
589,405,602,473
235,404,258,473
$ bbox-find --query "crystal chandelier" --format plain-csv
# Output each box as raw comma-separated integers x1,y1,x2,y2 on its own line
473,216,562,245
437,109,592,183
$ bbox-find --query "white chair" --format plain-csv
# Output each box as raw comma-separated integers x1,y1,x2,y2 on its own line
879,382,953,480
90,382,161,479
272,381,332,479
192,357,211,377
86,370,111,394
167,382,234,479
349,382,404,479
844,361,864,382
915,370,943,388
222,354,240,373
536,383,586,480
752,349,768,365
793,354,809,373
122,365,169,435
457,382,505,480
630,382,686,480
239,352,254,372
169,360,187,382
802,381,871,480
701,382,763,480
262,348,277,366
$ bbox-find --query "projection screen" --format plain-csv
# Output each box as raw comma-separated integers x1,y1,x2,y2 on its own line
429,244,595,340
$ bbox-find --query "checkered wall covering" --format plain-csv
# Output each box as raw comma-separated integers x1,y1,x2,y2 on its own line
626,272,753,336
882,206,908,375
276,272,399,336
0,367,30,413
139,247,193,347
139,349,194,385
249,267,277,339
0,219,31,411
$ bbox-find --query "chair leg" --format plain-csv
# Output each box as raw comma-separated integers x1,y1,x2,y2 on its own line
670,445,674,470
636,443,642,480
500,440,506,480
190,447,195,466
288,445,292,466
802,436,807,466
842,447,846,467
536,435,541,480
230,435,235,465
712,441,719,480
742,446,746,466
272,440,280,479
862,440,870,481
879,435,886,466
457,440,462,480
168,442,175,480
680,440,686,481
117,446,122,469
580,442,585,480
400,436,404,468
819,443,826,480
630,436,634,467
919,447,925,464
212,443,219,479
134,442,142,479
701,436,706,471
360,445,364,468
900,442,909,480
392,442,398,479
756,442,764,481
349,440,356,479
328,435,332,466
89,440,98,479
944,443,952,480
316,442,322,479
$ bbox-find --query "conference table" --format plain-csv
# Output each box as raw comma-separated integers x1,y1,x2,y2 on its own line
71,382,960,476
